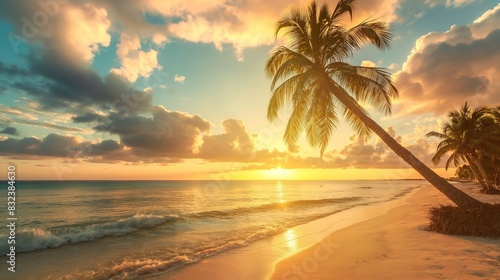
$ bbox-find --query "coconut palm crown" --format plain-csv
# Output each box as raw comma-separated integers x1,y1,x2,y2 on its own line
266,0,397,155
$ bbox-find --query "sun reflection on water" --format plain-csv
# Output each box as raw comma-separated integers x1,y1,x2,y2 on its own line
277,182,286,203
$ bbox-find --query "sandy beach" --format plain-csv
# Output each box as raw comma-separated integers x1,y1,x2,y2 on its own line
270,184,500,280
159,183,500,280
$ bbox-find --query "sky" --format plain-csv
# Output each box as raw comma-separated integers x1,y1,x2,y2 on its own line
0,0,499,181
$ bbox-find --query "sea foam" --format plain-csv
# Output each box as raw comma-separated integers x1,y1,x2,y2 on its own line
0,214,178,254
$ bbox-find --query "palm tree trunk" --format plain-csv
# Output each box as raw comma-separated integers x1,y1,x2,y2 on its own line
465,154,493,191
330,85,483,208
476,160,495,190
464,155,488,189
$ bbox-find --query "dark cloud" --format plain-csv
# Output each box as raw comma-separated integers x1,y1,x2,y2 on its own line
7,58,153,112
0,127,19,136
94,105,211,158
72,112,104,123
0,133,183,163
0,134,79,157
86,139,123,156
0,61,30,77
48,58,151,111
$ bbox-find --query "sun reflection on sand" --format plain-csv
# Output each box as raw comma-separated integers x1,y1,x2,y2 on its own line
284,229,297,251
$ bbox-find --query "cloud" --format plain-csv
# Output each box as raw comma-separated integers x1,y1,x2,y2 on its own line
2,58,153,112
0,127,19,136
394,4,500,116
240,125,444,171
0,2,152,113
0,133,125,162
1,1,111,64
94,105,211,158
110,33,160,82
0,61,30,77
174,74,186,84
1,0,403,72
0,111,444,170
0,134,81,158
320,128,403,169
72,113,104,123
11,119,90,133
360,60,377,67
163,0,401,59
0,133,185,163
63,0,402,62
0,113,289,164
425,0,479,8
0,105,38,120
198,119,256,161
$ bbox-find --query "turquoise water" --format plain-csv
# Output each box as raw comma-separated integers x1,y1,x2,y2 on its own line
0,180,424,279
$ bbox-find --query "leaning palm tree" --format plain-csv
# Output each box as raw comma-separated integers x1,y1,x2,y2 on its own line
265,0,482,208
426,103,500,192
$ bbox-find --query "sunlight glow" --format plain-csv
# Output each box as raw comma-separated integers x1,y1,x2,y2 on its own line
266,165,292,180
284,229,298,251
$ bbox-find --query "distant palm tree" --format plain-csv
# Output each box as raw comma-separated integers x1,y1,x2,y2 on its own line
426,102,500,193
265,0,482,208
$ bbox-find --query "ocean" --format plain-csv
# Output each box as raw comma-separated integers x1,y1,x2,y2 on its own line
0,180,424,279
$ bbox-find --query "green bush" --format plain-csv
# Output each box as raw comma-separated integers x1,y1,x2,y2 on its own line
428,204,500,238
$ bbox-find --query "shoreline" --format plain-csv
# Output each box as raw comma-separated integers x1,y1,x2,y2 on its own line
156,185,423,280
270,184,500,280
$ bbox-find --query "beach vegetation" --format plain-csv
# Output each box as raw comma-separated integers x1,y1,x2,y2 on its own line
428,203,500,238
455,165,475,181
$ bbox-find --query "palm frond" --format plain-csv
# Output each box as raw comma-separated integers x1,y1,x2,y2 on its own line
432,142,460,166
270,53,312,90
346,20,393,51
267,69,314,121
283,87,312,150
426,131,446,139
275,8,313,57
329,63,398,115
435,139,458,152
265,46,311,81
330,0,355,24
443,151,465,170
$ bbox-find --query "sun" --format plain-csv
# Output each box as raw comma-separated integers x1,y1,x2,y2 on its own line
266,165,292,179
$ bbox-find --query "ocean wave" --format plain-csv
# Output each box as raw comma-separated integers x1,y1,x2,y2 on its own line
0,196,358,255
0,214,178,254
64,224,288,279
190,196,361,219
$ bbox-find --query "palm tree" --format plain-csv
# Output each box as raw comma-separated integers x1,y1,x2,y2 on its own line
265,0,482,208
426,103,500,193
